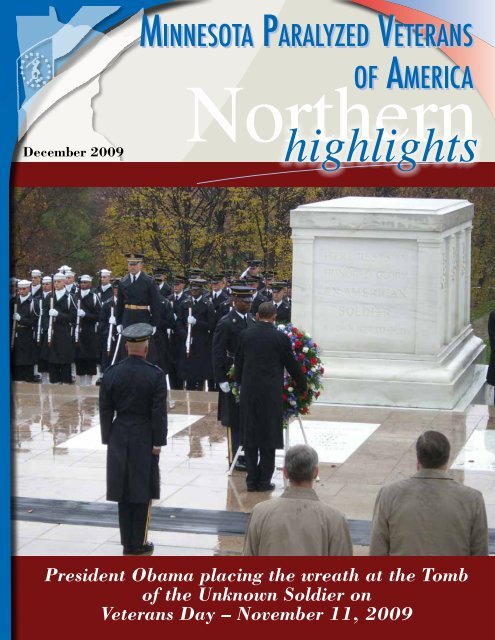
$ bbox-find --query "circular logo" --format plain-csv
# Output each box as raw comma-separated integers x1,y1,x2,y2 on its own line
20,52,52,89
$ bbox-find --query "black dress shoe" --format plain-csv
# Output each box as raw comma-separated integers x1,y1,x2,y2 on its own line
257,483,276,492
123,542,154,556
95,378,102,386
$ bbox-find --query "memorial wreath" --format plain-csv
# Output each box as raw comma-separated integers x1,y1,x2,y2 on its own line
228,323,324,426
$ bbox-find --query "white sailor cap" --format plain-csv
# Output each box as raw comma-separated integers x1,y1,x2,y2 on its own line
58,265,71,273
31,269,42,277
80,274,93,282
53,272,66,281
42,276,52,284
65,270,75,278
18,279,32,288
99,269,112,277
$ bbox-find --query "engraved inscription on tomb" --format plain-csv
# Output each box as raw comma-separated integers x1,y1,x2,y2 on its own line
313,237,418,353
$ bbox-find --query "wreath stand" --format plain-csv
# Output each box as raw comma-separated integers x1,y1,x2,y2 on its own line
227,416,311,484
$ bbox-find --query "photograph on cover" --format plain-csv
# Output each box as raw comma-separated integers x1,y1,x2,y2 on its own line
10,186,495,556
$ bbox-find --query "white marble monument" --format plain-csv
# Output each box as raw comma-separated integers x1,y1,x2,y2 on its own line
290,197,486,409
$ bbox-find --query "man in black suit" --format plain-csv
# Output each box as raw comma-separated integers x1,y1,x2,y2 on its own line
212,286,255,470
99,323,167,556
487,310,495,404
235,302,307,492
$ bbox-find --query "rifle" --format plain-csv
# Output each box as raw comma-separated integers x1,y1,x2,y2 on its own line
74,292,81,343
36,298,43,344
185,298,193,357
107,303,115,355
11,302,17,350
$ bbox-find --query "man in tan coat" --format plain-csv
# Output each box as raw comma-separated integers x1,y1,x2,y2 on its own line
243,444,353,556
370,430,488,556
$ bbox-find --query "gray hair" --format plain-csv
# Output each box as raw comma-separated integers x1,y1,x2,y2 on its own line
284,444,319,483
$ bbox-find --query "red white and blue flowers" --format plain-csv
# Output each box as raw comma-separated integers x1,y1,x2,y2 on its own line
277,323,324,426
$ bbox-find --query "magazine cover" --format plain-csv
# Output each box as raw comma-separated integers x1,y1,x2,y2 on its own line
4,0,495,638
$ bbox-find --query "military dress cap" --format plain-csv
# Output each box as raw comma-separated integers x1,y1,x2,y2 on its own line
122,323,153,342
125,252,144,263
173,275,187,284
80,274,93,282
65,270,75,278
99,269,112,277
42,275,53,284
58,265,71,273
17,279,32,288
53,272,66,281
271,281,288,292
31,269,43,277
210,273,226,283
189,278,207,288
264,271,275,280
230,285,253,301
247,259,262,267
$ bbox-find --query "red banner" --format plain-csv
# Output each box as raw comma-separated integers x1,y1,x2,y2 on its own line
14,556,493,638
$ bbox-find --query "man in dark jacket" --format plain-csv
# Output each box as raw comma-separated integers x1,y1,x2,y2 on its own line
235,302,307,492
99,323,167,556
11,279,40,382
487,310,495,403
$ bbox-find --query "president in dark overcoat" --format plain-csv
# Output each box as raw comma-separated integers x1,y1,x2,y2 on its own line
99,323,167,556
235,302,307,492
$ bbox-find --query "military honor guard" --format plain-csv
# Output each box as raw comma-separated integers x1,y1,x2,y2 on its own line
96,269,114,304
177,278,215,390
30,269,43,300
74,275,101,386
97,278,120,383
11,279,40,383
272,281,291,323
64,269,78,296
167,275,189,389
115,253,161,331
240,259,262,282
44,272,77,384
212,286,256,469
148,277,175,376
36,275,53,382
247,276,268,314
153,267,172,298
99,323,167,556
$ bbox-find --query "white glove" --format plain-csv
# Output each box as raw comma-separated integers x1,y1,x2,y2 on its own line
152,326,157,335
173,313,177,322
187,316,197,325
49,309,59,317
13,313,21,321
77,309,86,318
117,324,123,334
219,381,230,393
108,316,116,325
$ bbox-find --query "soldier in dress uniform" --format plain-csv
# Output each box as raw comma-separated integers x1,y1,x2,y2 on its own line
36,275,53,382
97,279,120,384
96,269,113,304
99,323,167,556
153,267,172,298
240,259,262,282
115,253,161,332
148,277,175,376
260,271,274,301
11,279,40,382
272,281,291,323
74,275,102,386
30,269,43,300
167,275,189,390
207,273,231,391
64,269,78,296
247,276,268,314
45,272,77,384
212,286,256,470
177,278,215,391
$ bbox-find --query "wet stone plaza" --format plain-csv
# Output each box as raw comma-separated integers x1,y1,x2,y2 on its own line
12,382,495,555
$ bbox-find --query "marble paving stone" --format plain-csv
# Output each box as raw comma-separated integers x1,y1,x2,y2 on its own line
451,429,495,472
15,476,107,502
13,520,58,538
286,421,380,464
60,414,205,451
38,524,118,544
19,538,101,556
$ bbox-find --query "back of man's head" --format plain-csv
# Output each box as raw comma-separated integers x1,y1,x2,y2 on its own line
126,340,148,357
416,430,450,469
258,302,277,320
284,444,319,484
